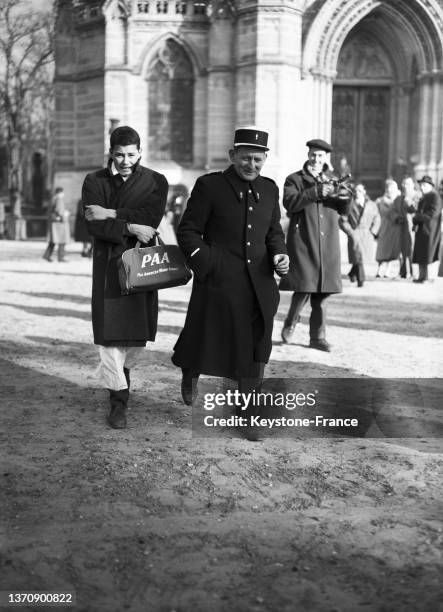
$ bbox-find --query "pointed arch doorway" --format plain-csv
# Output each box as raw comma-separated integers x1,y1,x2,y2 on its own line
332,30,393,196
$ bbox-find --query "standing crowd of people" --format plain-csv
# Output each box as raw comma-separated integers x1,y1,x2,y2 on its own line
339,174,442,286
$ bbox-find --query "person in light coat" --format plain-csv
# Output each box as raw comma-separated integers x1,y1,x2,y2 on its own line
339,182,380,287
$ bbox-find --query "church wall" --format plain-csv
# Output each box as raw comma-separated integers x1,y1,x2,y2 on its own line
55,75,105,213
191,74,207,168
75,78,105,169
54,4,106,210
53,0,443,209
206,18,234,169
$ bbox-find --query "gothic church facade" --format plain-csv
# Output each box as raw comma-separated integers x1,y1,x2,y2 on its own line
54,0,443,205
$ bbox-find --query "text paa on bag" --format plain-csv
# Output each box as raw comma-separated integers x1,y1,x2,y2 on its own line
141,252,170,268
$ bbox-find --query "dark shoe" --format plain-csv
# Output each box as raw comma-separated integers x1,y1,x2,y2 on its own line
240,423,264,442
107,403,127,429
348,272,356,282
413,278,426,284
281,324,295,344
43,244,54,261
181,368,198,406
107,389,129,429
235,407,264,441
309,338,331,352
357,280,364,287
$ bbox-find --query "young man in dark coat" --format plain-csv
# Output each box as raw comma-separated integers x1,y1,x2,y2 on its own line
280,139,352,352
412,175,442,283
172,127,289,440
82,126,168,429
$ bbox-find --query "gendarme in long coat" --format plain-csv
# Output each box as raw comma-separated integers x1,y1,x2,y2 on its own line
82,163,168,346
171,165,287,380
280,163,351,293
412,190,442,264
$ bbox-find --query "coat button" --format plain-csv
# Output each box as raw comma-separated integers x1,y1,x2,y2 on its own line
248,189,252,193
247,259,251,263
247,241,251,246
320,231,324,236
249,206,253,211
248,224,252,229
320,214,323,218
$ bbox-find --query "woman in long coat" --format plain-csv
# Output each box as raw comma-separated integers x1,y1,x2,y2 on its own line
412,175,442,282
375,179,402,277
339,182,380,287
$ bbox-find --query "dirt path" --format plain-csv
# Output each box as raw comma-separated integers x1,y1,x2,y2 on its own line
1,240,442,612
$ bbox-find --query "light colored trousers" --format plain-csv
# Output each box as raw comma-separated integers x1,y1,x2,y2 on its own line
95,346,145,391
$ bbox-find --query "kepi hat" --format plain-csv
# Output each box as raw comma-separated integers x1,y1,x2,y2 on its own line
417,175,434,187
234,126,269,151
306,138,332,153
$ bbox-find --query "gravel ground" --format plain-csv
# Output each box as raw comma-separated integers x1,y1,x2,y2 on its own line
0,239,442,612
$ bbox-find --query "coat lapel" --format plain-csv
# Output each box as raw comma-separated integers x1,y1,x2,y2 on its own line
110,165,151,210
223,165,249,204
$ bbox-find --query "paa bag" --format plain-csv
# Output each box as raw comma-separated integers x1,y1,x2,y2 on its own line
118,235,192,295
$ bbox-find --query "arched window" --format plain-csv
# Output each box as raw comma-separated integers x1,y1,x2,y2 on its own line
147,39,194,163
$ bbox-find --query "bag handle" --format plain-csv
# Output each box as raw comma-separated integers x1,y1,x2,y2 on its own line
134,232,165,251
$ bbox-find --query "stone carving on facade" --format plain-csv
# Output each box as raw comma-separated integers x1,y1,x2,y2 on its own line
148,38,193,79
110,1,131,19
337,34,392,79
318,0,441,77
206,0,237,20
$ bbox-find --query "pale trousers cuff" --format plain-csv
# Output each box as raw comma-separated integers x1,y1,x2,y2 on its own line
95,346,146,391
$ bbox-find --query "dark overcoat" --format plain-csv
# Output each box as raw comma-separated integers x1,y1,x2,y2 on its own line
412,190,442,264
280,163,351,293
171,165,287,379
82,164,168,346
74,199,91,243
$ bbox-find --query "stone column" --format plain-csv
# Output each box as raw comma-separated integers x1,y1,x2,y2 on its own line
393,85,411,166
234,1,304,185
414,73,432,177
206,13,235,168
428,73,443,179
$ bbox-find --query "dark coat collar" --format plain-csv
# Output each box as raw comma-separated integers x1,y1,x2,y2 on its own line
223,164,261,203
107,158,142,175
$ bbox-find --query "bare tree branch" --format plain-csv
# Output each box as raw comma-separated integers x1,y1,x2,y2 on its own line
0,0,54,197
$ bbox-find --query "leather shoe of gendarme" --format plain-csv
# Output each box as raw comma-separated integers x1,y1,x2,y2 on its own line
181,369,198,406
241,423,264,442
107,402,127,429
309,338,331,352
281,324,295,344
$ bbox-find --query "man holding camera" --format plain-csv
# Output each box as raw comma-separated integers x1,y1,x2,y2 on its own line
280,139,352,352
